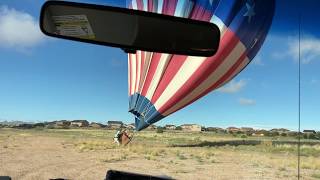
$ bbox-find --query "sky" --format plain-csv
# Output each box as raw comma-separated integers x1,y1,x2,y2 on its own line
0,0,319,130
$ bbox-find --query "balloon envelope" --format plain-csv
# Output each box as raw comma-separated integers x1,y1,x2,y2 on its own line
127,0,275,131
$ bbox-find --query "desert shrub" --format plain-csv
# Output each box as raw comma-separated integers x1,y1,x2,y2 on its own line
280,132,287,137
264,131,271,136
316,132,320,139
278,167,287,171
270,144,320,157
101,154,128,162
34,126,44,131
302,133,318,139
261,140,272,146
192,136,201,141
270,131,279,137
240,134,247,138
217,130,227,134
145,155,151,160
174,150,187,160
287,132,299,137
312,173,320,179
156,127,164,133
33,123,45,128
175,126,182,130
308,133,317,139
194,155,203,163
60,126,70,129
75,141,116,151
46,124,55,129
269,144,296,154
300,145,320,157
177,153,187,160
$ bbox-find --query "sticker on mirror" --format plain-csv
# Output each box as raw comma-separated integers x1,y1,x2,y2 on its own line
52,15,95,39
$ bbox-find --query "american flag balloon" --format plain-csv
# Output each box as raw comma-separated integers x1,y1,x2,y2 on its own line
127,0,275,130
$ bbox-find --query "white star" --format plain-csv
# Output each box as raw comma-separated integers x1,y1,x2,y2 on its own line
244,2,255,23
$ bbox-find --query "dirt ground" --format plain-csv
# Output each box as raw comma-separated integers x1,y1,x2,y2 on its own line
0,128,319,180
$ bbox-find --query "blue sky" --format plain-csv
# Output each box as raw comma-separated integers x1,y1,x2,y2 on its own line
0,0,319,130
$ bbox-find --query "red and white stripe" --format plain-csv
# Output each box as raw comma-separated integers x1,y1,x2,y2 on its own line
128,0,250,118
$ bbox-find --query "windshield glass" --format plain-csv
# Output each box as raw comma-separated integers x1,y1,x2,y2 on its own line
0,0,319,180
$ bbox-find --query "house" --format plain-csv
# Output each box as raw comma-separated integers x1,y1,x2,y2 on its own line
206,127,225,133
241,127,254,135
303,130,316,134
269,128,290,136
226,127,240,133
146,124,157,130
252,130,268,136
55,120,71,127
16,123,34,129
125,123,136,130
180,124,202,132
241,127,254,132
71,120,89,127
270,128,290,133
89,122,105,128
165,124,176,130
107,121,123,129
1,121,26,128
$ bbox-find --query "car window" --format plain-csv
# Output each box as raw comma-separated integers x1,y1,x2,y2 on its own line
300,1,320,179
0,0,319,180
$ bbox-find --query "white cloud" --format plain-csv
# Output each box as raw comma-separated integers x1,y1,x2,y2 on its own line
0,6,45,50
272,35,320,64
217,79,246,93
238,98,256,106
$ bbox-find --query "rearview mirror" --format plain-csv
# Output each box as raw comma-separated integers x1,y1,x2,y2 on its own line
40,1,220,57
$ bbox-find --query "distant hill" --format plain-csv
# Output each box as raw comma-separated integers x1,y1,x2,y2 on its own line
0,121,34,126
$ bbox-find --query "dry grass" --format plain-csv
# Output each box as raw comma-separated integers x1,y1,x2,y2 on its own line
312,173,320,179
75,140,117,151
0,128,319,180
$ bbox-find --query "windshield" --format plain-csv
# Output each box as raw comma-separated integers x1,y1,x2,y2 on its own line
0,0,319,180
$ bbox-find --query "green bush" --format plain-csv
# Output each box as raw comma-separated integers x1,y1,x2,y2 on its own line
311,173,320,179
60,126,70,129
280,133,287,137
264,131,271,136
270,131,279,137
46,124,55,129
156,128,164,133
303,133,318,139
308,133,316,140
240,134,247,138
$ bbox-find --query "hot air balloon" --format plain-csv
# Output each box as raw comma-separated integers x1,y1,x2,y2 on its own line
127,0,275,131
